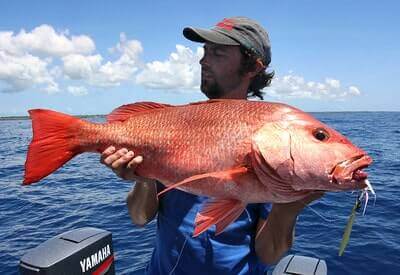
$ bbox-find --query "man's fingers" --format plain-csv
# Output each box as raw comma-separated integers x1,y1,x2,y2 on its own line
106,148,128,165
110,150,135,169
99,147,146,181
127,155,143,169
100,146,116,163
103,148,128,166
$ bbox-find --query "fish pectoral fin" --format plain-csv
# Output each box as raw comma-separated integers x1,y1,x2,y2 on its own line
157,166,249,197
107,102,174,122
193,199,246,237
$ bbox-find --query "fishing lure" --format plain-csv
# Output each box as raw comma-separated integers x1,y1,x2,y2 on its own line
338,180,375,256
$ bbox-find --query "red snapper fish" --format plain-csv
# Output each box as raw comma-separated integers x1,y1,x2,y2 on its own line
23,99,373,236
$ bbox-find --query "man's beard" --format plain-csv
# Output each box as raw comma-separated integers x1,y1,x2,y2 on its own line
200,78,224,99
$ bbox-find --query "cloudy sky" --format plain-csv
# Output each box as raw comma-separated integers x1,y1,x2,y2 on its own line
0,0,398,116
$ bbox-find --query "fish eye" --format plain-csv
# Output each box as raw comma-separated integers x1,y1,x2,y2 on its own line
313,128,329,141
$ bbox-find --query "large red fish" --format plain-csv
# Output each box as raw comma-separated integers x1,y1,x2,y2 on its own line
23,99,372,236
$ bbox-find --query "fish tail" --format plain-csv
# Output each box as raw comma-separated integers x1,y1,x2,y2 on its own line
23,109,84,185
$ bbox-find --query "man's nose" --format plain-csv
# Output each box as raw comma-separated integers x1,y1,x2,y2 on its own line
199,53,208,66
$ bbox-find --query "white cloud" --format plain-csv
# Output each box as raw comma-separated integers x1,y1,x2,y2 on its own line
91,33,142,87
134,47,361,100
0,25,95,57
0,24,95,93
109,33,143,61
266,73,362,100
348,86,361,95
67,86,88,96
62,33,142,87
62,54,102,80
0,24,362,100
135,45,202,90
0,26,143,93
0,51,58,93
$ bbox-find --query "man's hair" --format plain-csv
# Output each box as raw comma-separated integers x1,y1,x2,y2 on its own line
239,47,274,100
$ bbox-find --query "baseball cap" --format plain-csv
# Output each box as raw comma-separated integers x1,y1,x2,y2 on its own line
183,16,271,66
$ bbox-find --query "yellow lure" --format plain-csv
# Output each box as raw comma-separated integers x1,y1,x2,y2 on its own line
338,197,361,256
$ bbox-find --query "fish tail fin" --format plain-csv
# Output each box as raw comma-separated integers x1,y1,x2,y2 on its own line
23,109,84,185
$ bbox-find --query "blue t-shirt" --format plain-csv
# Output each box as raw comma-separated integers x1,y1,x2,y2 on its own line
146,183,271,275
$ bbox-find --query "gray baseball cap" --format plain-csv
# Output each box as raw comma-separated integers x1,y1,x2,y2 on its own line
183,16,271,66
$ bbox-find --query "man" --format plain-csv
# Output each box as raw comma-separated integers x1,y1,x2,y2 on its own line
101,17,322,274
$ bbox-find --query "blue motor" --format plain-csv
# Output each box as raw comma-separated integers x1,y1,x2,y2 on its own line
20,227,115,275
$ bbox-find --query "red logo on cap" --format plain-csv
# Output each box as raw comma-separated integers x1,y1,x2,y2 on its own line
216,18,234,31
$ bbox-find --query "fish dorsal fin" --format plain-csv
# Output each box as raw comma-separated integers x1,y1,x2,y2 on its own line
107,102,173,123
189,99,222,105
188,99,240,106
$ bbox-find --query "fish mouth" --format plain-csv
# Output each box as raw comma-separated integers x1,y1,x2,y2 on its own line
330,155,373,189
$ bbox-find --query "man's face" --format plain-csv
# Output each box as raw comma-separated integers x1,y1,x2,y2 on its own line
200,43,244,99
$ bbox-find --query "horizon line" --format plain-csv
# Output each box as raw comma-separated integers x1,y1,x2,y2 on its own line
1,110,399,120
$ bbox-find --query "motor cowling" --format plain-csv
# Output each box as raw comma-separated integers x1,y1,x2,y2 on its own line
20,227,115,275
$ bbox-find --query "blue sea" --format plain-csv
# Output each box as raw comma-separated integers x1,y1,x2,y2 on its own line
1,112,399,274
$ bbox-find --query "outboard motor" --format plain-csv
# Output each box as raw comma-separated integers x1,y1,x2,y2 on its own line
20,227,115,275
271,254,327,275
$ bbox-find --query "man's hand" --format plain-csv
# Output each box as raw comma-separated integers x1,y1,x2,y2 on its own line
255,191,324,264
100,146,156,183
100,146,158,225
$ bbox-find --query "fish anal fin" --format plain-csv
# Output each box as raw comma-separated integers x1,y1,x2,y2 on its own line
193,199,246,237
107,102,173,123
157,166,249,197
215,202,246,235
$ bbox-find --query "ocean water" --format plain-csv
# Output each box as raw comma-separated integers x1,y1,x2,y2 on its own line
0,112,399,274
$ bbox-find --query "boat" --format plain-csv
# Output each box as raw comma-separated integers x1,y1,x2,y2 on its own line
19,227,327,275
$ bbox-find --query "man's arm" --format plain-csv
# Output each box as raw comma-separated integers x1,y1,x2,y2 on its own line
255,192,324,265
126,181,158,226
101,146,159,226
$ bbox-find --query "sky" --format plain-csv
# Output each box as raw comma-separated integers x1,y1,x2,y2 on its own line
0,0,399,116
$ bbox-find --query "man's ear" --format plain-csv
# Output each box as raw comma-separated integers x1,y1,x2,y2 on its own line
247,58,265,78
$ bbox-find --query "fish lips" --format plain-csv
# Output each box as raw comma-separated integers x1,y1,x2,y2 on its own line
329,155,373,190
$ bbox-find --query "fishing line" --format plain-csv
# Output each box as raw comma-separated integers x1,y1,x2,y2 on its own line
304,203,337,223
168,236,188,275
